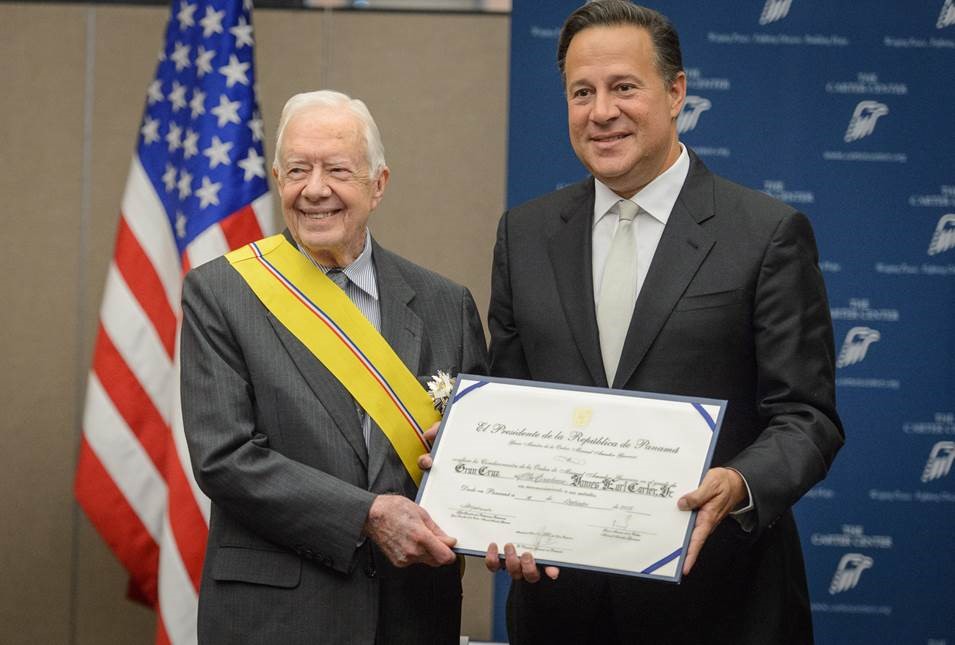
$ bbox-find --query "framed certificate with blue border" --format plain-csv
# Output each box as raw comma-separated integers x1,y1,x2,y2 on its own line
416,374,726,583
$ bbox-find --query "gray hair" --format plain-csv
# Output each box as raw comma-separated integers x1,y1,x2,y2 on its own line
557,0,684,86
272,90,387,177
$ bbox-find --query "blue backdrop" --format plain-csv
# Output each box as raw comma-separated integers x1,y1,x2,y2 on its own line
497,1,955,642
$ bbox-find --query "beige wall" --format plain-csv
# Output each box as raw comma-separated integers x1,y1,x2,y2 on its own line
0,3,508,642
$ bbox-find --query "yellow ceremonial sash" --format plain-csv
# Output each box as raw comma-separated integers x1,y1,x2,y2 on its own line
226,234,440,485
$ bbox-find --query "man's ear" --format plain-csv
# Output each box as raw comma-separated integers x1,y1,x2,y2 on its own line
370,166,390,210
668,71,687,119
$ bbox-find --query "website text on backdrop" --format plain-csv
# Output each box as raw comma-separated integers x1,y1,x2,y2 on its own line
180,90,487,644
484,2,844,643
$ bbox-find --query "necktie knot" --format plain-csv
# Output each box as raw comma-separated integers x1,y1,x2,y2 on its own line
616,199,639,223
326,268,349,290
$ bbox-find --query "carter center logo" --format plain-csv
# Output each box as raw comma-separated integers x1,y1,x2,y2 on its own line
844,101,889,142
939,0,955,29
836,326,880,368
829,553,873,594
677,96,711,134
928,213,955,255
921,441,955,482
759,0,793,25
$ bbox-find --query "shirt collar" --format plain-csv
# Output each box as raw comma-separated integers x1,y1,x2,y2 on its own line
593,143,690,226
297,228,379,301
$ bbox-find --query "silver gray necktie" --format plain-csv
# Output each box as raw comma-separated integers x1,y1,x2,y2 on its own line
596,199,640,386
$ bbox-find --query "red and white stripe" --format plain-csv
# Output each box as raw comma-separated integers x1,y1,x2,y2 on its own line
75,157,271,644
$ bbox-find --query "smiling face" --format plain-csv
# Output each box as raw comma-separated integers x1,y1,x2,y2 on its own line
273,106,389,267
564,24,686,198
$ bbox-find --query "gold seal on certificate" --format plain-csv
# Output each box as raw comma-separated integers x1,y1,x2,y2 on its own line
416,375,726,582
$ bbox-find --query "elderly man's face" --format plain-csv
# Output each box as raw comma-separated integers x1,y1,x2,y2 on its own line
564,25,685,198
273,107,389,267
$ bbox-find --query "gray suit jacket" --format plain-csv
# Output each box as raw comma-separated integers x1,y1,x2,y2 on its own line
489,151,843,644
181,231,487,644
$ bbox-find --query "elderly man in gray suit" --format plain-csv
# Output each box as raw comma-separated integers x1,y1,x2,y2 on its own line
181,90,487,644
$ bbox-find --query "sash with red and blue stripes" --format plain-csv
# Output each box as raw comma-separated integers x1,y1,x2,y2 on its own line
226,234,439,485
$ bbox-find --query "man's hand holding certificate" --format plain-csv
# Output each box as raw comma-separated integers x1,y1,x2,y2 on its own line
416,375,726,583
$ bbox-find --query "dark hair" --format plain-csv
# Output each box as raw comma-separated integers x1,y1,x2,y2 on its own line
557,0,684,85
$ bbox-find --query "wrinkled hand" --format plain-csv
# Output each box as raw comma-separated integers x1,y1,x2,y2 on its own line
416,421,441,471
485,542,560,583
363,493,457,568
677,467,747,575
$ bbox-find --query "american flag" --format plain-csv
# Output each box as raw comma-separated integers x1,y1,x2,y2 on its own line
73,1,272,642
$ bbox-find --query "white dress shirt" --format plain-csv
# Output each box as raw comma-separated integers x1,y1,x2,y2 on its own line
592,143,690,308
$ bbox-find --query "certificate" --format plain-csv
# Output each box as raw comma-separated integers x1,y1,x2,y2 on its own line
416,375,725,582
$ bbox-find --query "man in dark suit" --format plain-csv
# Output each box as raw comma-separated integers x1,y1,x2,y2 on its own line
181,90,486,644
485,2,843,643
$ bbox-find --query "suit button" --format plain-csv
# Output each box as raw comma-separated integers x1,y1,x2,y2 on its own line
364,564,376,578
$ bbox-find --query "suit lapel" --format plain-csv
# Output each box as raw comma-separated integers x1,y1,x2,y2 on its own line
613,153,717,388
266,229,369,468
367,241,423,488
266,313,369,471
546,180,607,387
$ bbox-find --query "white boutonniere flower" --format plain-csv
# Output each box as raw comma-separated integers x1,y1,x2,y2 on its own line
426,370,455,415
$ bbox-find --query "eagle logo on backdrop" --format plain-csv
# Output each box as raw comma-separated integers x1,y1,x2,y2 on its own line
829,553,873,595
677,96,712,134
921,441,955,483
836,326,881,368
759,0,793,25
844,101,889,142
938,0,955,29
927,213,955,255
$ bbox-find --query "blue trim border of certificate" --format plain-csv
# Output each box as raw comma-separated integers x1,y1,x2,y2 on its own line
416,373,727,584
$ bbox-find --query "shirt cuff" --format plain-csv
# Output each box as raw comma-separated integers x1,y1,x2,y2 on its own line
726,467,756,532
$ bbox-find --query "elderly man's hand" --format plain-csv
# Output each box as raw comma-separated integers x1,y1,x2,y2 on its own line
364,493,457,568
485,542,560,583
677,466,748,575
416,421,441,471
